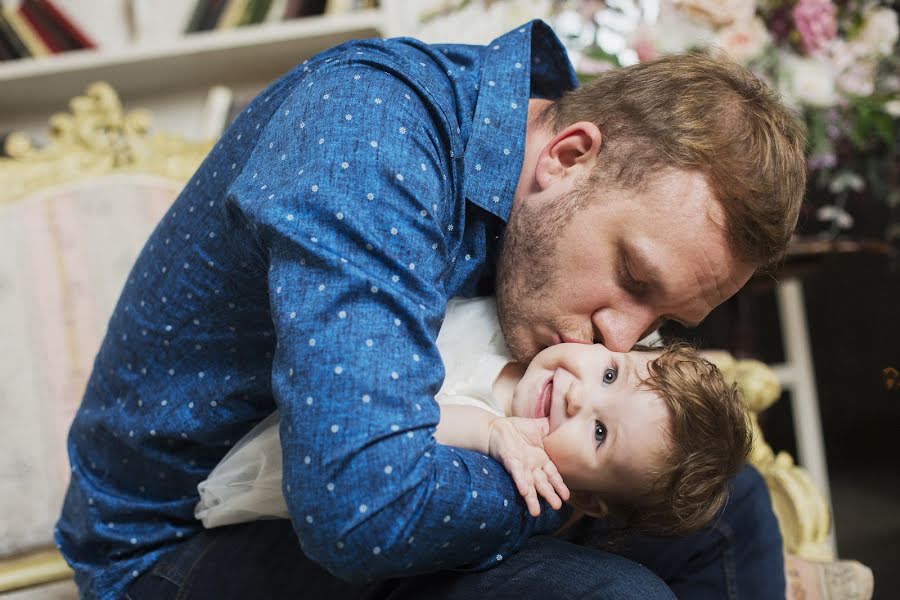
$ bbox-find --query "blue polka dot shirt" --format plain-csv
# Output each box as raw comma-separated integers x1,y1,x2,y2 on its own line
55,20,579,599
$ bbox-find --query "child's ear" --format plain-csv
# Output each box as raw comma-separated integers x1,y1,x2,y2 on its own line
569,490,609,519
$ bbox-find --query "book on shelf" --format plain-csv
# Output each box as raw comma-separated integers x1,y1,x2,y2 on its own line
216,0,249,30
192,0,228,32
265,0,289,22
184,0,334,33
0,0,96,60
243,0,275,25
34,0,95,49
283,0,327,18
324,0,376,15
19,0,68,52
185,0,209,33
0,35,11,59
0,11,30,59
2,5,49,56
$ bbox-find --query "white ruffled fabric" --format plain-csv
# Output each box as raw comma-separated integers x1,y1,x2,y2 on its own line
195,296,513,528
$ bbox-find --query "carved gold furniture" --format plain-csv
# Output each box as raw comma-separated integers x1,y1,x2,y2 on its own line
0,83,849,596
0,83,210,595
705,352,835,562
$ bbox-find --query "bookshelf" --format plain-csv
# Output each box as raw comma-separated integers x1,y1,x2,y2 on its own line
0,8,385,140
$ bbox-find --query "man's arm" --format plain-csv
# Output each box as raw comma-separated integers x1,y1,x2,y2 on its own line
225,55,569,582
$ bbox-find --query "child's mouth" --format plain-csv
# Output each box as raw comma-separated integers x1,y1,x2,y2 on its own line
535,376,553,419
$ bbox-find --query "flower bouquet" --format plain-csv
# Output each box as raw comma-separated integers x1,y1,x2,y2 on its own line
555,0,899,250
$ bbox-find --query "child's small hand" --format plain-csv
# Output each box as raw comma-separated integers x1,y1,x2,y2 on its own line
487,417,570,517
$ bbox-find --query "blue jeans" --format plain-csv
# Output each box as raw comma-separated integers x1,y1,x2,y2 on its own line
125,465,784,600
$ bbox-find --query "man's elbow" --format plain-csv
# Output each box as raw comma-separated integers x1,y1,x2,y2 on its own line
285,490,403,583
292,520,408,584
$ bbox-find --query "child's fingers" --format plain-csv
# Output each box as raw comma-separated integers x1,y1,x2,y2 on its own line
524,487,541,517
507,460,541,516
532,469,562,510
543,462,570,501
506,460,535,500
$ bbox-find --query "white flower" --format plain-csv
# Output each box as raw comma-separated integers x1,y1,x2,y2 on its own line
836,58,877,97
413,0,552,44
828,40,877,97
884,99,900,117
674,0,756,27
827,171,865,194
650,0,717,54
714,17,771,64
777,51,838,109
816,205,854,229
857,7,899,57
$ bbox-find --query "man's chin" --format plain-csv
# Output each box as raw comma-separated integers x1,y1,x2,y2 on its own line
504,329,542,363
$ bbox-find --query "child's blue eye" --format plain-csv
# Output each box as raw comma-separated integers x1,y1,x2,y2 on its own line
603,367,617,384
595,421,607,445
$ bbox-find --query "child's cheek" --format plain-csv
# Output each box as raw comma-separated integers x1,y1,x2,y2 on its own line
543,427,583,485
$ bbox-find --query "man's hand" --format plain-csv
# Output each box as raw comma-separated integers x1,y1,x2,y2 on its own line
487,417,570,517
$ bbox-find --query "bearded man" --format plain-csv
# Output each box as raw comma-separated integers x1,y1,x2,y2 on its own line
56,20,805,600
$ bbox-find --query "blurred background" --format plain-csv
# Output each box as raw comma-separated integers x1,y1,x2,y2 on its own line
0,0,897,597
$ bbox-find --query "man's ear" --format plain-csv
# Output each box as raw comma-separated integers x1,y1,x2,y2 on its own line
534,121,602,191
568,490,609,519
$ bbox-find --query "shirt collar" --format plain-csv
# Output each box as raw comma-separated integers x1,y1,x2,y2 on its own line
463,20,578,222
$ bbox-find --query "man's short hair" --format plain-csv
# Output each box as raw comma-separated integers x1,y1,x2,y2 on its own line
626,342,752,537
540,52,807,271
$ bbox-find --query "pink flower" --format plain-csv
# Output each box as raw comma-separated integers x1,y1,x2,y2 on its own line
634,37,659,62
792,0,837,55
715,17,771,64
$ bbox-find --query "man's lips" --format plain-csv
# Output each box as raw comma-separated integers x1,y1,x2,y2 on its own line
534,376,553,419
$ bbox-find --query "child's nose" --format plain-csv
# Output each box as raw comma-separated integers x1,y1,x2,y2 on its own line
565,384,584,417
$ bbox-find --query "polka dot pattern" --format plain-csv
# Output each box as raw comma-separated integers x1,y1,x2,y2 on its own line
56,20,577,594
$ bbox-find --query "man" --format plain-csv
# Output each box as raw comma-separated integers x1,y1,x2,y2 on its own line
56,20,806,600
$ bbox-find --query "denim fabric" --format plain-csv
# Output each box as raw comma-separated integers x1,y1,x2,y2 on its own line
55,20,581,600
124,465,783,600
124,521,672,600
567,464,786,600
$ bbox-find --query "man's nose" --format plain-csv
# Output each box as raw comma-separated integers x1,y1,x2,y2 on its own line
591,308,659,352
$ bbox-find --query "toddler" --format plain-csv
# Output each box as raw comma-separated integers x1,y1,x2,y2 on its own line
196,297,750,537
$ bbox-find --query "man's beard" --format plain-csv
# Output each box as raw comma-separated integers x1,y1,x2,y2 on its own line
495,188,582,362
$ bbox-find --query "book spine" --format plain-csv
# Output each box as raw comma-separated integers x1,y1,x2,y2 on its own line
18,1,66,53
243,0,273,25
304,0,328,17
4,6,51,56
185,0,210,33
0,36,13,59
216,0,248,30
0,11,30,58
36,0,96,49
282,0,302,19
197,0,228,31
264,0,286,22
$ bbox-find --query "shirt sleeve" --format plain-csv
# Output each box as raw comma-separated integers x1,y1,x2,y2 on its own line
224,58,569,582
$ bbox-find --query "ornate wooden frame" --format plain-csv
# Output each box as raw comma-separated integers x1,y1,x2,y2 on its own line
0,82,211,205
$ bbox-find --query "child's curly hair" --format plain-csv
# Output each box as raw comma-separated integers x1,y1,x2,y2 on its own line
580,342,752,537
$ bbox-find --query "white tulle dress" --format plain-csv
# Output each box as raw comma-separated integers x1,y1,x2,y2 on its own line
195,296,513,528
